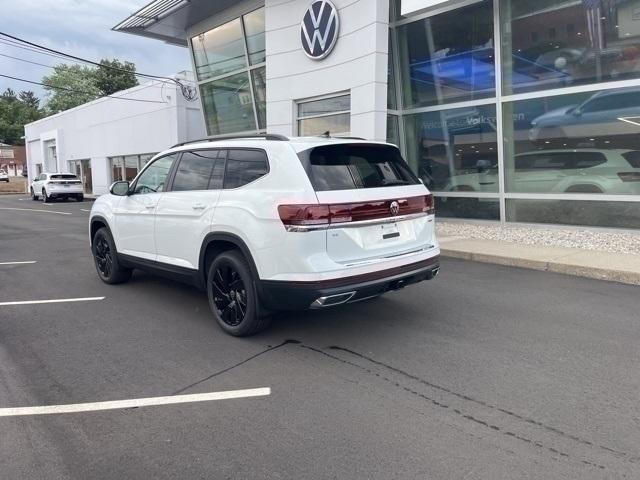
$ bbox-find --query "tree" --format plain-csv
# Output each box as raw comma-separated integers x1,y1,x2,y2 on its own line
41,59,139,114
0,88,44,145
42,64,99,114
95,59,138,96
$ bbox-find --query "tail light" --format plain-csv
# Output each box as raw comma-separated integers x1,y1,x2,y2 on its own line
618,172,640,182
278,194,434,230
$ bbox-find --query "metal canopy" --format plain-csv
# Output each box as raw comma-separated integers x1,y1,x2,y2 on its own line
112,0,242,47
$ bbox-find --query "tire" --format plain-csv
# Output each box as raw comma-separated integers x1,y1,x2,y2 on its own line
91,227,132,284
207,250,271,336
42,188,51,203
76,195,84,202
31,187,39,201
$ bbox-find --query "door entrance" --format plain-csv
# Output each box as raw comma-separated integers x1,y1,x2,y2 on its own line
69,159,93,194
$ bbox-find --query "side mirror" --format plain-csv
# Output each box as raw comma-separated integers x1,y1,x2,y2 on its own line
110,181,130,196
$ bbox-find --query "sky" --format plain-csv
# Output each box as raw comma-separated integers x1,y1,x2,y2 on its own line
0,0,190,103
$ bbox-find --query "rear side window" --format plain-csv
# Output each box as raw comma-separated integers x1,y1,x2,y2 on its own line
224,149,269,189
516,152,607,171
172,150,221,191
622,151,640,168
302,144,419,191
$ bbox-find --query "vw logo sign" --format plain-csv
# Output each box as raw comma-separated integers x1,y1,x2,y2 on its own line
300,0,340,60
390,201,400,216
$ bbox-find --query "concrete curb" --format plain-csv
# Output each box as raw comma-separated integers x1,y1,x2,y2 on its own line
440,239,640,286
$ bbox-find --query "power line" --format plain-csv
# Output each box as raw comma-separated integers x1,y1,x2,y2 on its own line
0,73,167,104
0,31,198,101
0,52,167,90
0,52,57,69
0,38,71,62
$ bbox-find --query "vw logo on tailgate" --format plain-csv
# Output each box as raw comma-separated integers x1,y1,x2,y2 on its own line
301,0,340,60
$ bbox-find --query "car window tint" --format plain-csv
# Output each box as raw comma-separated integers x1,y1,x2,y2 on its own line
172,150,219,191
304,144,419,191
51,174,78,180
223,149,268,189
622,151,640,168
133,154,177,195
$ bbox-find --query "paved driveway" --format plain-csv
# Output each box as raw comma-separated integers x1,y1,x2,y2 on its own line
0,194,638,479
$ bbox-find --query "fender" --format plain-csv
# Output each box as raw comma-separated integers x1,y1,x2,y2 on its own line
198,232,261,286
89,215,111,247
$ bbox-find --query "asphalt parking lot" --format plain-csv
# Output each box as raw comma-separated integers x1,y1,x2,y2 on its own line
1,194,639,479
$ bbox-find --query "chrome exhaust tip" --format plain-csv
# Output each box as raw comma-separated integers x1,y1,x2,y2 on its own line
311,291,356,309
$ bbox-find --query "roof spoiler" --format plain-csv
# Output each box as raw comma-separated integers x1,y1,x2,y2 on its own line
171,134,289,148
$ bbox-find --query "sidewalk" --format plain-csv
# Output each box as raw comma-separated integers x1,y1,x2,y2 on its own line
437,223,640,286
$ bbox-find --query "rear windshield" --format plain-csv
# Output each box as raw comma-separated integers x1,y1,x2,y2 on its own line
51,174,78,180
300,144,419,191
622,151,640,168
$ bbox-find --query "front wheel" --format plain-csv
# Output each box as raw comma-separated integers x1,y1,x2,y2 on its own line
207,250,270,336
31,187,39,201
92,227,132,284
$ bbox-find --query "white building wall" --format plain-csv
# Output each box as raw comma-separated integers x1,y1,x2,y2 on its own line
24,75,205,195
264,0,390,141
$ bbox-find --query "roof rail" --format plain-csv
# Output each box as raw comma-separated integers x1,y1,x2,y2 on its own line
171,133,289,148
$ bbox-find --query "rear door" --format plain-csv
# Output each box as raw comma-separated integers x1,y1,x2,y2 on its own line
154,149,224,269
303,143,436,265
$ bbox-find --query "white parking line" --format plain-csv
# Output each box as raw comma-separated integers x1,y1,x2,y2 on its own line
0,387,271,417
0,297,105,306
0,261,37,266
80,209,91,212
0,207,72,216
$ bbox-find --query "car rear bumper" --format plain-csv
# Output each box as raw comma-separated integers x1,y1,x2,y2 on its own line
258,255,440,311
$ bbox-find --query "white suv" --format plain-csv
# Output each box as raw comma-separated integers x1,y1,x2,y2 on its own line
89,135,440,336
31,173,84,202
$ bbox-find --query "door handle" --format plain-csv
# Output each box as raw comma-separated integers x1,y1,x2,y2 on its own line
192,203,206,210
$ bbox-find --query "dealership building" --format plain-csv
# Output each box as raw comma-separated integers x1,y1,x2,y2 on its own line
114,0,640,229
25,74,205,195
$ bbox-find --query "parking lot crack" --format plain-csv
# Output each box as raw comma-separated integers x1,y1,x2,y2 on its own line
326,345,635,464
171,339,300,395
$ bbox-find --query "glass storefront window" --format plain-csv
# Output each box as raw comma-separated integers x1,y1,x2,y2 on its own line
501,0,640,94
436,196,500,220
191,18,246,81
504,87,640,195
243,8,266,65
396,0,495,108
111,157,124,182
201,72,257,135
297,95,351,136
387,114,400,147
403,104,499,192
124,155,139,181
251,67,267,130
506,199,640,229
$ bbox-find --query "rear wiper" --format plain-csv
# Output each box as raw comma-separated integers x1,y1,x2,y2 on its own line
381,179,411,186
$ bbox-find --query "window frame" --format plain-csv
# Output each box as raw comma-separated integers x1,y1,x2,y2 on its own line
166,148,226,192
221,147,270,190
188,6,267,137
295,92,351,137
129,153,181,196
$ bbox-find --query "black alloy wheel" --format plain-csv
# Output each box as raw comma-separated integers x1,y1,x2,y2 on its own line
91,227,132,284
207,250,271,336
31,187,38,201
94,234,113,278
211,263,248,327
